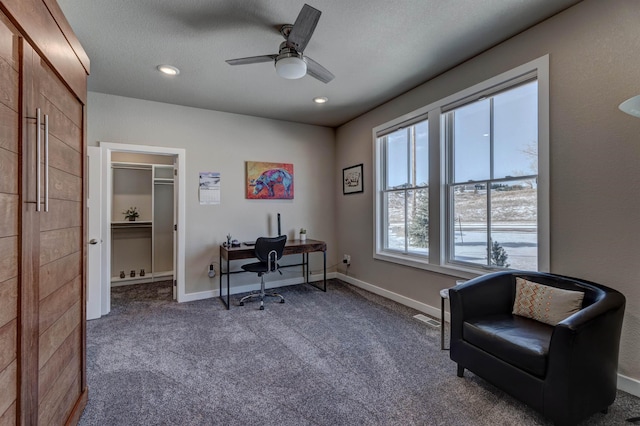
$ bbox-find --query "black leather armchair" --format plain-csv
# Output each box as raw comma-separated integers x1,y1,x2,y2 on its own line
449,271,626,426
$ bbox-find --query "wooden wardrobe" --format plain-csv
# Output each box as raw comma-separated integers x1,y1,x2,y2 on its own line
0,0,89,424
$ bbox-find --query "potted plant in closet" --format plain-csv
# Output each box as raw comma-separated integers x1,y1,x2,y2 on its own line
123,206,140,222
299,228,307,242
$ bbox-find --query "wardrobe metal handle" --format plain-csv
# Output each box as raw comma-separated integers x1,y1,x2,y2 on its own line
36,108,41,212
44,114,49,212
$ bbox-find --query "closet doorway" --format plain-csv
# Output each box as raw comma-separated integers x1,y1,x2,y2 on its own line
87,142,186,319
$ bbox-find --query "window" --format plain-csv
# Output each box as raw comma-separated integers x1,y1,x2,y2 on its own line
380,119,429,255
374,56,549,275
445,80,538,270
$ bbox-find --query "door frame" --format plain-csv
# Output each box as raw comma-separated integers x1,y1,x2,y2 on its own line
98,142,186,316
87,146,102,320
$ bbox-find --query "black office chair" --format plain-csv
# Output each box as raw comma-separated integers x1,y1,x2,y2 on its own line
239,235,287,310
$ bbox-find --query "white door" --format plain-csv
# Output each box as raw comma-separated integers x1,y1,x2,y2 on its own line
173,156,178,300
87,146,103,319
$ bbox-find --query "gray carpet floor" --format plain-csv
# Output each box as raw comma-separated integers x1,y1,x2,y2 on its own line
79,279,639,425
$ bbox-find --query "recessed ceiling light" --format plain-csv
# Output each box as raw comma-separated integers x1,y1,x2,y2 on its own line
313,96,328,104
157,65,180,76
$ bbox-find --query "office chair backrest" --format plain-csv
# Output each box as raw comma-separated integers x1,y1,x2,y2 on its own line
254,235,287,271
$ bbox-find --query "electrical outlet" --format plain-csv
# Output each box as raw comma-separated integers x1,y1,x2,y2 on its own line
343,254,351,265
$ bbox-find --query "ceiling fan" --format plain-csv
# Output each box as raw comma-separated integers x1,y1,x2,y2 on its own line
225,4,334,84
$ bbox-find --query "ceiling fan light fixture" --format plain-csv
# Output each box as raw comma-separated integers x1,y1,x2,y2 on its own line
313,96,328,104
157,65,180,76
276,56,307,80
619,95,640,117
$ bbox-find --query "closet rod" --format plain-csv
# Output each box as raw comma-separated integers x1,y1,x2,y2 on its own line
112,165,152,171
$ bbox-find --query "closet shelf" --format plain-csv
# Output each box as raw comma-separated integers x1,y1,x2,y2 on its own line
111,221,152,229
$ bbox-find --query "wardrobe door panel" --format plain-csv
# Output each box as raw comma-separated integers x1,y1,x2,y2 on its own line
0,318,17,377
0,278,17,330
39,251,82,302
0,236,18,282
0,148,17,192
0,359,17,418
39,198,82,232
0,318,18,421
39,276,81,333
48,133,82,176
35,45,85,425
38,323,80,401
40,227,81,266
0,11,18,424
40,79,82,132
38,301,81,369
0,193,18,236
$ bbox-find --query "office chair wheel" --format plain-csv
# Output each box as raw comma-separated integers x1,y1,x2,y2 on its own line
239,302,244,306
280,299,285,303
259,305,264,310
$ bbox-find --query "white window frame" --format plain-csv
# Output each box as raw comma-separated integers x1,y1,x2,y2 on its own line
373,55,550,277
378,117,430,256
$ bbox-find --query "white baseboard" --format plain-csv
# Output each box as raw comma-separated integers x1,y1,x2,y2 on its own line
180,271,338,303
336,273,638,396
618,373,640,398
337,273,445,320
179,289,217,303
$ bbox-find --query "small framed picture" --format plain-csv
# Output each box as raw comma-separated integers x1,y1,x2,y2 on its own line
343,163,363,195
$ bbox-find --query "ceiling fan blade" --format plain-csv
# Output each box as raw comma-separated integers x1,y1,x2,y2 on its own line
304,56,334,84
226,55,277,66
287,4,321,52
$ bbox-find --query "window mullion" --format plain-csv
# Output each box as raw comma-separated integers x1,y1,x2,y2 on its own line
487,98,494,266
486,181,492,266
405,128,411,253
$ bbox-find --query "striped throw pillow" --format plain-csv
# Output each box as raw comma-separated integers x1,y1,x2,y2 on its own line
512,277,584,326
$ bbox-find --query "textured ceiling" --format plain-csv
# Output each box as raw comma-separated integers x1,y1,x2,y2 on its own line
57,0,581,127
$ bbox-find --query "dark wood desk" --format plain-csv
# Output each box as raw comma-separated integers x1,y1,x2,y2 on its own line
219,239,327,309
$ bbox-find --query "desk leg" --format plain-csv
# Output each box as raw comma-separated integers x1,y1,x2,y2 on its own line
226,256,230,309
441,296,445,350
323,250,326,292
305,253,309,283
219,252,229,310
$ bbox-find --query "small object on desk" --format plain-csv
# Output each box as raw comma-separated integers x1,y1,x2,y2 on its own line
140,268,145,277
243,241,256,246
231,239,241,247
440,288,451,350
226,233,232,247
120,271,125,279
130,270,136,278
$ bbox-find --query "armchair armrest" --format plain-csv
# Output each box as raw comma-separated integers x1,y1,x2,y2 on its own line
544,289,625,420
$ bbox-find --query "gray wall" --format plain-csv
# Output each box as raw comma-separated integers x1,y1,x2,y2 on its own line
335,0,640,382
87,93,336,295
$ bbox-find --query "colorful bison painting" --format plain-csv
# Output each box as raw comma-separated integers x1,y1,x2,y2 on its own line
246,161,294,199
